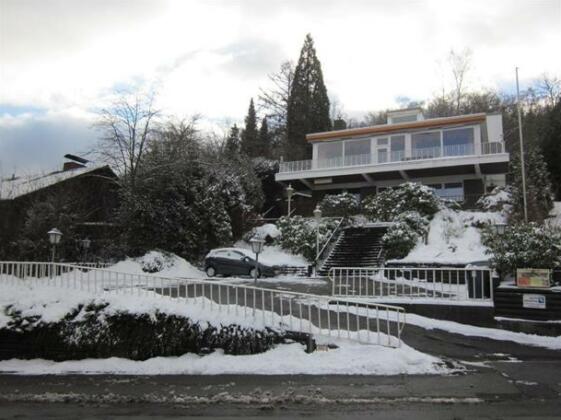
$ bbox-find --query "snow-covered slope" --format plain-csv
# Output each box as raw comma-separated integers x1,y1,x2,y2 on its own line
234,242,308,267
394,209,505,265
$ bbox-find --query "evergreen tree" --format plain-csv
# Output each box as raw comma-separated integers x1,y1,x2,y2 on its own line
225,124,241,156
540,99,561,199
286,34,331,160
258,117,271,158
510,147,553,223
240,98,259,157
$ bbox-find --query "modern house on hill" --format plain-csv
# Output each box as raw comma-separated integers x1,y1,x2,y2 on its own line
275,108,509,213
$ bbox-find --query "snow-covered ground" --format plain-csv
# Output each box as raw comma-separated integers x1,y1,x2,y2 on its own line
108,251,204,278
109,247,307,279
0,281,451,376
329,304,561,350
234,242,308,267
394,209,504,265
0,281,260,330
0,339,450,376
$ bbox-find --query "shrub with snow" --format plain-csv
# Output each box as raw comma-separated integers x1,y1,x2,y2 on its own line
318,192,361,217
382,222,420,260
275,216,338,262
362,183,441,222
481,222,561,274
394,211,430,237
243,223,281,244
476,186,513,213
1,299,283,361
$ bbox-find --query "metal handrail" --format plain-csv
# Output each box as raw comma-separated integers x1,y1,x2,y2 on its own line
0,261,406,348
313,217,345,267
277,142,506,174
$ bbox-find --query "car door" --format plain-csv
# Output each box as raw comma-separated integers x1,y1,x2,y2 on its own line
232,251,251,275
210,251,230,275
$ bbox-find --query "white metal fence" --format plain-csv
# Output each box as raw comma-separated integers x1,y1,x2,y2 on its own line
0,262,406,348
329,266,497,303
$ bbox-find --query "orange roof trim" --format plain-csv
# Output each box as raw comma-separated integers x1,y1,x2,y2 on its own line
307,113,487,142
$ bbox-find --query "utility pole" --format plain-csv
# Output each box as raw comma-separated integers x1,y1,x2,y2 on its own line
516,67,528,222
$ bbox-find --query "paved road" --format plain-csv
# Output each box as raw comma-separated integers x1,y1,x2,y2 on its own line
1,359,561,418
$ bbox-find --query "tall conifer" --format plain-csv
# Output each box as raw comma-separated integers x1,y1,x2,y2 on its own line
286,34,331,160
241,98,259,157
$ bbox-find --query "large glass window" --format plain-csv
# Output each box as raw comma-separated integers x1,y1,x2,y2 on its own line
443,127,474,156
344,139,371,166
390,135,405,161
411,131,441,159
317,141,343,168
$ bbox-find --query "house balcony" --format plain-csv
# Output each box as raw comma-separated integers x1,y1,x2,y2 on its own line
276,142,509,189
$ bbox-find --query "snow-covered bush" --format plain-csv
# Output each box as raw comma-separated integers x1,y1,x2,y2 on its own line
362,183,441,221
481,223,561,274
243,223,281,244
382,222,420,260
394,211,430,237
318,192,361,217
1,302,283,360
275,216,338,261
476,186,513,213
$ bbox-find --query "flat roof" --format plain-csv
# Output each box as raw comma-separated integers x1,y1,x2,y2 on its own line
306,113,487,142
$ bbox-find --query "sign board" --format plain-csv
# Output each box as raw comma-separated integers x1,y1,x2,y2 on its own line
516,268,551,288
522,294,546,309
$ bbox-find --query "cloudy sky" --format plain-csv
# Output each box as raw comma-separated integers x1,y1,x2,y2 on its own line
1,0,560,175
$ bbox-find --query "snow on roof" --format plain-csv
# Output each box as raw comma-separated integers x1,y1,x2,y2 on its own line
0,164,111,201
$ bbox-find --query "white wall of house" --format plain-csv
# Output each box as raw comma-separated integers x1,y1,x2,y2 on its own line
486,114,503,143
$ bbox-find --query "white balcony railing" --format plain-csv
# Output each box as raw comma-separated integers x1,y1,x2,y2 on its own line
278,142,505,174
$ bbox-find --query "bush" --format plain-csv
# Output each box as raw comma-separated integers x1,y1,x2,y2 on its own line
362,183,441,221
476,186,513,213
394,211,430,237
318,192,360,217
0,302,284,361
382,221,420,260
481,223,561,275
275,216,338,261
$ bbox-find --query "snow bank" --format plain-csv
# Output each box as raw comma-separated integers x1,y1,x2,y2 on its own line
253,223,281,240
0,282,260,331
234,242,308,267
394,209,504,265
334,304,561,350
0,340,449,376
108,251,204,278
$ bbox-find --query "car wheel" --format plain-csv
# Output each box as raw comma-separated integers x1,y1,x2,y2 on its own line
249,268,261,279
206,266,216,277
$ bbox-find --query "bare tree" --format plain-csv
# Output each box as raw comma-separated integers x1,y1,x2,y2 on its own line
258,61,294,137
448,48,472,114
537,73,561,107
94,91,159,186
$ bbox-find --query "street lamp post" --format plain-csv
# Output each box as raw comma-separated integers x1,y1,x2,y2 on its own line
47,228,63,263
314,206,322,276
314,206,322,260
250,237,265,286
493,223,507,236
286,184,294,217
81,238,91,262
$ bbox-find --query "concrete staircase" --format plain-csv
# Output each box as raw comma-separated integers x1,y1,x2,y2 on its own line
318,226,387,276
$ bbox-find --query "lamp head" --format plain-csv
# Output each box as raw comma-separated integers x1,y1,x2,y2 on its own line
47,228,63,245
